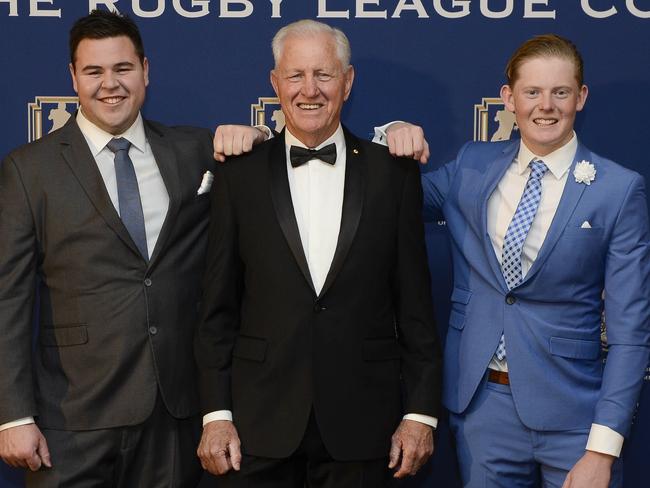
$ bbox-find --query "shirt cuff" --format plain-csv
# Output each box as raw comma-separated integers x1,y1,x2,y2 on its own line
372,121,405,146
202,410,233,427
403,413,438,429
0,417,35,432
254,125,273,140
585,423,624,457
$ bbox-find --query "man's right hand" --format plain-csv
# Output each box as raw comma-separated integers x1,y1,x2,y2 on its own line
385,122,430,164
0,424,51,471
213,125,269,162
197,420,242,476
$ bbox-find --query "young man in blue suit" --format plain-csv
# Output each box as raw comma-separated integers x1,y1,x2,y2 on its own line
379,35,650,488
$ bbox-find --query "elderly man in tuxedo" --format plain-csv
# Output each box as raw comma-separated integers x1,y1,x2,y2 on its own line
375,35,650,488
195,19,442,487
0,10,214,487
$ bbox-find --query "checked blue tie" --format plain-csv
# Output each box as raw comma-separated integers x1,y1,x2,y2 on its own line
496,159,549,361
107,138,149,261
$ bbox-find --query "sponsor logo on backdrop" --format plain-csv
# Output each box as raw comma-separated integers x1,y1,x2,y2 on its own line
28,96,79,142
473,97,518,142
251,97,284,132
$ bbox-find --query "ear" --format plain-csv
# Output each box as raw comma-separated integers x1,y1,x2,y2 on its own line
143,57,150,87
500,84,515,112
343,65,355,101
576,84,588,112
270,69,280,98
69,62,79,94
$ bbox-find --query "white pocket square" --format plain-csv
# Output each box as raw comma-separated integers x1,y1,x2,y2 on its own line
580,221,592,229
197,171,214,195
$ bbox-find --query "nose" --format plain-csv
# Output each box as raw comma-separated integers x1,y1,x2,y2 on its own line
101,72,120,90
538,92,553,111
300,74,319,98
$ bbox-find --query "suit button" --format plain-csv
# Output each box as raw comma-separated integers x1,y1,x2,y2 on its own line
505,295,516,305
313,302,326,313
149,326,158,335
144,278,152,287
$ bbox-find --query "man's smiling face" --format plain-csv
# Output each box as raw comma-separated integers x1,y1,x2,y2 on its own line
500,56,587,156
70,36,148,135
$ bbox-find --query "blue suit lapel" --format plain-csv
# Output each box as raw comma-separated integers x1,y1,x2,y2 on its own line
479,142,519,292
521,143,591,285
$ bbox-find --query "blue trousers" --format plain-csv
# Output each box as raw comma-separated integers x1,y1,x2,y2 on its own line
449,376,623,488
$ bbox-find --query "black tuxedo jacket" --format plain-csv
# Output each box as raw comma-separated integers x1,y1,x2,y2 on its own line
196,128,442,461
0,117,214,429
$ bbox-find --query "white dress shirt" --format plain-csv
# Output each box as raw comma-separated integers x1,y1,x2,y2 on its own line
204,125,437,430
0,110,169,433
373,125,623,456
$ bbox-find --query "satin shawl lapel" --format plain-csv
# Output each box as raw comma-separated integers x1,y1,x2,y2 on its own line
145,122,182,268
59,117,143,261
319,129,365,299
521,143,590,285
478,142,519,292
268,131,316,294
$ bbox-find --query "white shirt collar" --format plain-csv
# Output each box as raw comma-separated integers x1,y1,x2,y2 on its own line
76,108,147,156
516,132,578,180
285,124,345,153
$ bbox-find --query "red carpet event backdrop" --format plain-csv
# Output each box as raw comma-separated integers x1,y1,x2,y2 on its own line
1,1,649,486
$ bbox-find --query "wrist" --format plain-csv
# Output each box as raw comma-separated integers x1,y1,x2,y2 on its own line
584,449,616,467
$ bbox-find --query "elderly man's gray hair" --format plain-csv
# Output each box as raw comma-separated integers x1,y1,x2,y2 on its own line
272,19,351,69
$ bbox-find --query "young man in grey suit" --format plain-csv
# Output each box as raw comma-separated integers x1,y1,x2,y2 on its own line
0,10,214,487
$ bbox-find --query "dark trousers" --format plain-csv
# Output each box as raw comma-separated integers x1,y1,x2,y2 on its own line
213,412,392,488
26,393,202,488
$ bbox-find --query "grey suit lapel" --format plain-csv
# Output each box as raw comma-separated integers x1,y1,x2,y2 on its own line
59,117,144,261
145,122,182,267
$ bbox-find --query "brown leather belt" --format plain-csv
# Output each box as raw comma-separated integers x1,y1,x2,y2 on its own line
488,369,510,385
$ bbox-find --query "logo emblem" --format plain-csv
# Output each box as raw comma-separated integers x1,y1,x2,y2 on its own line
473,97,518,142
251,97,284,132
28,96,79,142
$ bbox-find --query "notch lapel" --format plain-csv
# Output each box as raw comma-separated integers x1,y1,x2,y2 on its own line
521,143,590,285
145,122,182,268
479,142,519,292
59,118,143,261
268,133,316,294
319,129,365,298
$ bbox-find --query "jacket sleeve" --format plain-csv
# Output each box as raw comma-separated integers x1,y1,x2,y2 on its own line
0,155,39,424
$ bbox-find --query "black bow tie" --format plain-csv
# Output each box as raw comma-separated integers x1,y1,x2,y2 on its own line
289,143,337,168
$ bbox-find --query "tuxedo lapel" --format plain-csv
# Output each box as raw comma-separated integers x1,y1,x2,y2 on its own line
59,118,143,260
521,143,590,285
479,142,519,292
319,129,365,298
145,122,182,267
268,133,316,294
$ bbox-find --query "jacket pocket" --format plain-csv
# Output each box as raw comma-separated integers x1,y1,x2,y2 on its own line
233,335,267,362
549,337,601,360
363,338,400,361
449,287,472,330
39,324,88,347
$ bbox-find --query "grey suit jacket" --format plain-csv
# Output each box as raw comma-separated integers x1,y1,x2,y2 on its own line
0,117,214,429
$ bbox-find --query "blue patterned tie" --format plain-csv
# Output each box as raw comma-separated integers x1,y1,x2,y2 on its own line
496,159,548,360
107,138,148,260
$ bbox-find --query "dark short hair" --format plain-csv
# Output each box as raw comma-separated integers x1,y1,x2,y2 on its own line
69,9,145,67
505,34,584,87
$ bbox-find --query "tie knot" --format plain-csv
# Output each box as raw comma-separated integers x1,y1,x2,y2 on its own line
107,137,131,154
529,159,548,180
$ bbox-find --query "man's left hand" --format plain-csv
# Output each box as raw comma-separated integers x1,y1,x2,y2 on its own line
213,125,269,162
388,419,434,478
562,450,614,488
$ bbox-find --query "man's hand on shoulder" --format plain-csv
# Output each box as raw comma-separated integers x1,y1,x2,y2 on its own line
197,420,242,476
561,450,614,488
0,423,51,471
385,122,430,164
388,419,434,478
213,125,269,162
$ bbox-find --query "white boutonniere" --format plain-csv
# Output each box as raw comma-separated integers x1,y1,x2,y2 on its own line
573,160,596,185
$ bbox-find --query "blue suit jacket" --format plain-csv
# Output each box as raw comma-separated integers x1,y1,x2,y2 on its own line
423,140,650,437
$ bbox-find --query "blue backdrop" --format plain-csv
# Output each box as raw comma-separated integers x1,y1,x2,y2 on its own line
1,1,649,486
